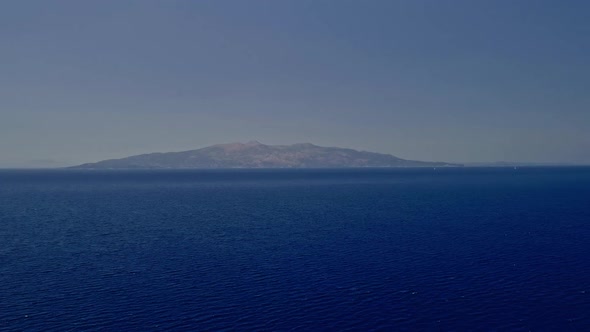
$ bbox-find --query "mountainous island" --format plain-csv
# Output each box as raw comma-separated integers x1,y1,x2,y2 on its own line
71,142,461,169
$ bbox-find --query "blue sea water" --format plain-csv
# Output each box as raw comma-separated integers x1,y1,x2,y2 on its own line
1,167,589,331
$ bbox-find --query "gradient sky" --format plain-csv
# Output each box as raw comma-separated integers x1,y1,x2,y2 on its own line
1,0,589,166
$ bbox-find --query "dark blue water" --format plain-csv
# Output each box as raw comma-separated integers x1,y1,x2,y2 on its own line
1,168,589,331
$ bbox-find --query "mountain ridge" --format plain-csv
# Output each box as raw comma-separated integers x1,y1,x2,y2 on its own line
71,142,462,169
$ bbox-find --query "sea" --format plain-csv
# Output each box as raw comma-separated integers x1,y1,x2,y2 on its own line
1,167,589,331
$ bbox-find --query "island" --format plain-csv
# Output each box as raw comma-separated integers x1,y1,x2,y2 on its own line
71,141,462,169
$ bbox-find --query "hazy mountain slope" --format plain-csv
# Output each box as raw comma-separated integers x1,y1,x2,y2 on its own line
72,142,461,168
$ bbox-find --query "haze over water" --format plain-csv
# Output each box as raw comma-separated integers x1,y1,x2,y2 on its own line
1,168,589,330
1,0,589,166
2,1,590,330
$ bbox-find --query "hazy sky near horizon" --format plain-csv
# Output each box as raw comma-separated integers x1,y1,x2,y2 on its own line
1,0,589,166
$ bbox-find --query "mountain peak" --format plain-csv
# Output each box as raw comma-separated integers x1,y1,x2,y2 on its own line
244,140,265,146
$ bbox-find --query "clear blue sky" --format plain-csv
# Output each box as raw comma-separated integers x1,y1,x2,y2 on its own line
1,0,589,166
